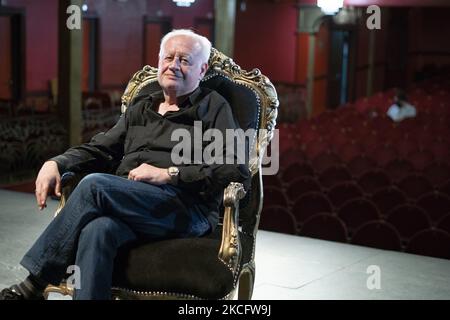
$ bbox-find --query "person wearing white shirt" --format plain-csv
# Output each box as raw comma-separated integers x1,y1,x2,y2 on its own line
387,89,417,122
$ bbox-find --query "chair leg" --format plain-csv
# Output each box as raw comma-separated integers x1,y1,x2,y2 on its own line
237,266,255,300
43,283,74,300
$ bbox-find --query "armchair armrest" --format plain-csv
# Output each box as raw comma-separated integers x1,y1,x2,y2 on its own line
218,182,246,276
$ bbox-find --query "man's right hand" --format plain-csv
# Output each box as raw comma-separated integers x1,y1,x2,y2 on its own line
35,161,61,211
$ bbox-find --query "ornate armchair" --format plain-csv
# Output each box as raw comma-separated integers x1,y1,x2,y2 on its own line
44,48,278,300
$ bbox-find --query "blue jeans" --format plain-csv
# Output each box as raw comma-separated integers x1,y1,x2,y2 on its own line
20,173,211,300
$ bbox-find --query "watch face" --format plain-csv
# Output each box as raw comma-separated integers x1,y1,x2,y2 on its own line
169,167,179,176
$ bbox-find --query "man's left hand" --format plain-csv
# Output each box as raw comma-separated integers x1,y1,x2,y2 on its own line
128,163,171,185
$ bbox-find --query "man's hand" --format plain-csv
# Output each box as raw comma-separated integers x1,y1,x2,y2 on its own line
128,163,171,185
35,161,61,211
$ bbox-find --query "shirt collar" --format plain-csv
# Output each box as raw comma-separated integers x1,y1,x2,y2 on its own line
148,87,202,109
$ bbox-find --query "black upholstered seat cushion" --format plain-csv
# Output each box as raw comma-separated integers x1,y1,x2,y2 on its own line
112,237,234,299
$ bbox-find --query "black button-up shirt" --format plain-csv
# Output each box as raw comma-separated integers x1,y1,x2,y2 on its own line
51,87,251,228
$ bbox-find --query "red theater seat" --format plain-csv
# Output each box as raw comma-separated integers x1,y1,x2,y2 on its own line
296,121,320,144
349,120,371,137
397,174,434,199
319,165,353,189
281,162,315,184
437,214,450,234
417,191,450,222
439,179,450,197
337,198,380,234
335,140,364,162
416,133,435,147
358,169,391,194
292,191,333,224
384,158,415,183
259,206,297,235
263,174,284,188
286,176,322,202
370,144,397,167
280,149,307,169
327,182,365,208
409,149,434,171
263,186,289,208
429,141,450,162
351,221,402,251
362,131,380,155
371,186,408,217
327,127,350,148
300,213,348,243
423,162,450,186
304,138,331,160
312,151,342,173
386,204,431,240
369,115,395,135
406,229,450,259
347,155,377,178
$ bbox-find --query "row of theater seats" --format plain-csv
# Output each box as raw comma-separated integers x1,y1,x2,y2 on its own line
279,108,450,157
265,169,450,210
261,205,450,260
260,172,450,260
353,77,450,114
264,78,450,259
280,151,450,186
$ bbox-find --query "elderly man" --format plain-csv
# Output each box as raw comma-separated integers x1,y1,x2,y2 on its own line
0,29,250,300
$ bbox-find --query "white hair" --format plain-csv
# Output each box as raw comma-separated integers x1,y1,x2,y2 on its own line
159,29,212,64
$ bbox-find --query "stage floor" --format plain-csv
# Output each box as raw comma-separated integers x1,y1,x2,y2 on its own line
1,189,449,300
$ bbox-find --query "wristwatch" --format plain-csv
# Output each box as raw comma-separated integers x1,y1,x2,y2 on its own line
167,166,180,179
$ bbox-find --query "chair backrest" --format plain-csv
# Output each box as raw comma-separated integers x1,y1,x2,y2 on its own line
358,169,391,194
406,228,450,259
439,179,450,197
259,205,297,235
437,213,450,234
351,220,402,251
292,191,333,223
327,181,364,208
386,203,431,240
312,150,342,174
300,212,348,243
281,162,315,183
397,174,433,199
337,197,380,233
371,186,407,217
119,47,279,238
287,176,322,202
384,158,415,182
417,191,450,222
424,162,450,186
318,164,352,189
347,154,376,178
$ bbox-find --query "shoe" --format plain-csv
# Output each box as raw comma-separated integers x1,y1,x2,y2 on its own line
0,285,45,300
0,285,24,300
